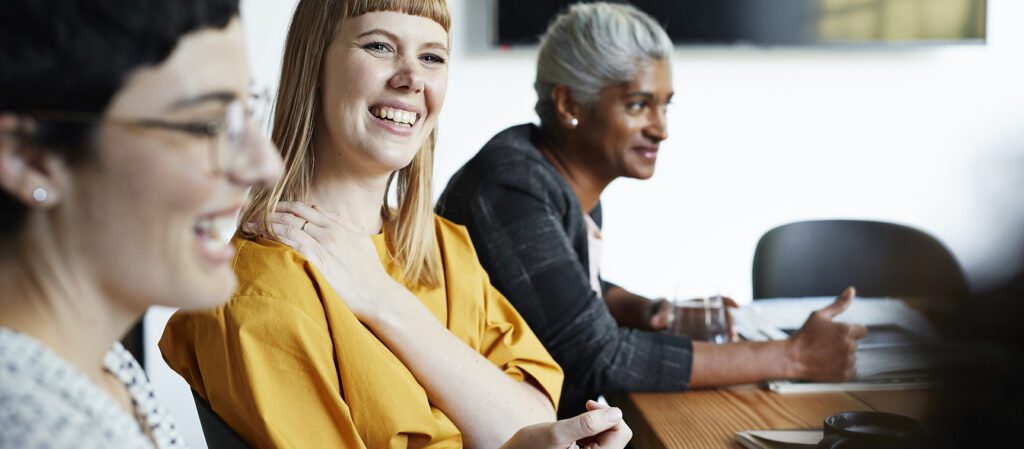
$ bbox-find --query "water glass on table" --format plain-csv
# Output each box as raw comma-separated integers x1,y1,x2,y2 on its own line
668,295,729,343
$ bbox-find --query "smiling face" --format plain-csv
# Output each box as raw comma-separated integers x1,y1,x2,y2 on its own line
577,59,673,181
60,18,281,312
315,11,449,177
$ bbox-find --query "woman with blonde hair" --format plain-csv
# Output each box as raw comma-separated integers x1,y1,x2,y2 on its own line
159,1,630,448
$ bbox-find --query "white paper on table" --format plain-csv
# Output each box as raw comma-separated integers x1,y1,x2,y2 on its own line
732,297,938,342
731,297,941,380
735,429,822,449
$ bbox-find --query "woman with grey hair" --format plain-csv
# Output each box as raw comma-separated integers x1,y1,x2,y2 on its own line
438,2,866,418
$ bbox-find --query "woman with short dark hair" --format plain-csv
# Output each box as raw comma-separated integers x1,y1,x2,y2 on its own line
0,1,282,447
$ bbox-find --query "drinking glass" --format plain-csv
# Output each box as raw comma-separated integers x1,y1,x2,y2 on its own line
668,295,729,343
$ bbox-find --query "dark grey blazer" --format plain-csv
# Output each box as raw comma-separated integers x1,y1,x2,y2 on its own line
437,124,693,418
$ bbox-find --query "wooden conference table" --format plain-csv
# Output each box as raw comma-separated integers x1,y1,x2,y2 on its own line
611,385,930,449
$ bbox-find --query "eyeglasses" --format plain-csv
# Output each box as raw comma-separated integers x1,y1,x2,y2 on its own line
22,91,271,174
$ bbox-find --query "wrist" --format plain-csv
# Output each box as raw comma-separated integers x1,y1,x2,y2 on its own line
357,280,406,328
779,338,805,379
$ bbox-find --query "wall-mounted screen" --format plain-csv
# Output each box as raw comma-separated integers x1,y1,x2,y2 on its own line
497,0,987,46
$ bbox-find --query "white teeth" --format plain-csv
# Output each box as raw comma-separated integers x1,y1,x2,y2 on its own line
200,233,227,254
211,216,237,244
373,106,419,126
195,214,237,251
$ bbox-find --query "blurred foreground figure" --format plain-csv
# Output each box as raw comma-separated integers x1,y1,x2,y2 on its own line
927,269,1024,448
0,1,282,448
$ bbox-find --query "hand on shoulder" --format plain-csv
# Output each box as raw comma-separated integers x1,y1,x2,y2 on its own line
255,201,401,320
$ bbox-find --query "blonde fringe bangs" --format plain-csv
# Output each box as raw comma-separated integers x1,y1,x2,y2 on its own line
348,0,451,32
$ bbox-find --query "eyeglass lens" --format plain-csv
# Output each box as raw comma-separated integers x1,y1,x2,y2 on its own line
212,101,248,173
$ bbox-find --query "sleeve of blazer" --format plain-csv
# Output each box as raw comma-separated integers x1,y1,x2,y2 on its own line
445,162,694,402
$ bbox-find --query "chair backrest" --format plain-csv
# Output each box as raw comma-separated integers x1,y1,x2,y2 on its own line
191,390,252,449
752,220,969,304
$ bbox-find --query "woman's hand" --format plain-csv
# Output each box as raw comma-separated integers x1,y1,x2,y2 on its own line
785,287,868,381
260,201,395,319
500,401,632,449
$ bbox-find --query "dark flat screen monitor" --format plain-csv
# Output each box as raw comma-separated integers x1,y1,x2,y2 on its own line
497,0,987,46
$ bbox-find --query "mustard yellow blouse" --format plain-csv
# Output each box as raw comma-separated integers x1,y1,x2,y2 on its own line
159,215,563,449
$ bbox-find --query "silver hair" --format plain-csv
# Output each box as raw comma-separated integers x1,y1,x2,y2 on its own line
534,2,673,128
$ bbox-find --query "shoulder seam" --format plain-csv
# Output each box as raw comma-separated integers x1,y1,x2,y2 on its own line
231,237,250,272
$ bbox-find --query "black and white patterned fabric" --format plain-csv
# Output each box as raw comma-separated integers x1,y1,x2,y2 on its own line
0,327,187,449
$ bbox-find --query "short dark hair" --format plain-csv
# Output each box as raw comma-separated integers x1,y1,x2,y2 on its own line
0,0,239,238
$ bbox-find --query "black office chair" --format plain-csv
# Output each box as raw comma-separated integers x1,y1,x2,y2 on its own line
192,390,252,449
752,220,969,307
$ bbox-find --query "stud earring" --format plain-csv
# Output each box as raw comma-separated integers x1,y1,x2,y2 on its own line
568,117,579,128
32,187,48,202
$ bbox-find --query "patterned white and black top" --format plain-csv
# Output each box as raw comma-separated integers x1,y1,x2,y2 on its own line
0,327,187,449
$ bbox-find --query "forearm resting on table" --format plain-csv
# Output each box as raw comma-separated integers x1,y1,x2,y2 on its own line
366,283,556,448
689,340,799,387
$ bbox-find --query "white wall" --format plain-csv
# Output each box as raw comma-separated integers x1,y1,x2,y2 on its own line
150,1,1024,447
239,0,1024,300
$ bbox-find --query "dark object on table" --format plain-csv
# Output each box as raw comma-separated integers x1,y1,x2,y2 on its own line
818,410,924,449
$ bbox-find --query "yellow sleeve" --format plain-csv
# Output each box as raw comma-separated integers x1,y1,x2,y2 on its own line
159,296,366,449
432,215,565,411
478,283,565,410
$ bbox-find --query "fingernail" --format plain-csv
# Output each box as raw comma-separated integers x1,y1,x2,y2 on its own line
604,407,622,422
